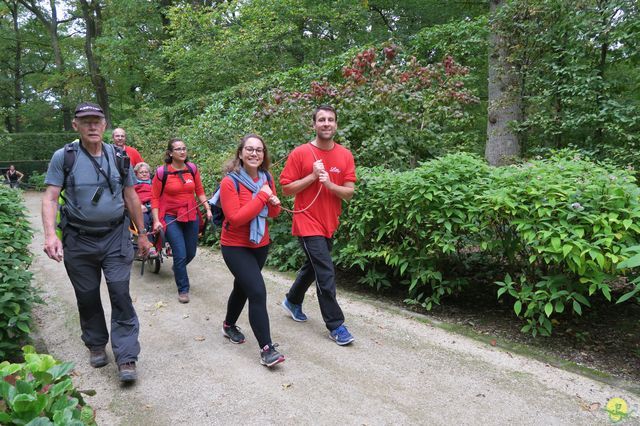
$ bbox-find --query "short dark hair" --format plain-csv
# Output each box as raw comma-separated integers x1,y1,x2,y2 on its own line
312,105,337,123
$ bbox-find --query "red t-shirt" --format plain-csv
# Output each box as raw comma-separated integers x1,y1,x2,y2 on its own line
280,142,356,238
220,173,281,247
124,145,143,166
151,164,205,224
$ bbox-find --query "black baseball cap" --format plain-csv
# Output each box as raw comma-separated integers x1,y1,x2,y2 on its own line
74,102,105,118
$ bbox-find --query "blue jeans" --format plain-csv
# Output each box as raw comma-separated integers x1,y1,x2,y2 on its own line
164,215,199,294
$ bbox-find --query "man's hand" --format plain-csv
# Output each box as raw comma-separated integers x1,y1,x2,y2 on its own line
318,170,331,186
313,159,325,178
43,235,64,262
136,233,152,258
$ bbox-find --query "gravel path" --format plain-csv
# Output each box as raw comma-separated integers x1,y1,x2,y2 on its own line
24,191,639,425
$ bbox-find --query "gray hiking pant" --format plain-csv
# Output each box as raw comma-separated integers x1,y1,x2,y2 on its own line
62,222,140,365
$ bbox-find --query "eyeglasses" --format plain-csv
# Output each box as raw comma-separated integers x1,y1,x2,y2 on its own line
137,170,150,174
173,147,187,152
244,146,264,154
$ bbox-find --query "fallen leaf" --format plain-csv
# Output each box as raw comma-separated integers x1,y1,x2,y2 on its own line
194,336,206,341
183,314,190,319
282,383,292,389
476,393,486,398
154,301,167,309
490,339,497,346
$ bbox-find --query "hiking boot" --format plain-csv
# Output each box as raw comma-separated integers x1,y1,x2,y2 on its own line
329,325,354,346
178,292,189,303
281,297,307,322
222,322,245,344
89,348,108,368
260,344,285,367
118,362,137,383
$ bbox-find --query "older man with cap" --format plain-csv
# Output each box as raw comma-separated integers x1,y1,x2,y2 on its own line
112,127,143,166
42,101,150,383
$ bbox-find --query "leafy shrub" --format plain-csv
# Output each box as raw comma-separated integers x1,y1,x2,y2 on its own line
334,151,640,336
487,152,640,335
0,186,39,359
0,346,96,425
27,172,46,191
336,154,490,307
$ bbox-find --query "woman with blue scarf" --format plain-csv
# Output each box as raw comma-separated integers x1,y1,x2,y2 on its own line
219,134,284,367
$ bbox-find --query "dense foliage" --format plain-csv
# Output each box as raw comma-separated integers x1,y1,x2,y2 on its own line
333,152,640,336
0,186,39,359
0,346,96,425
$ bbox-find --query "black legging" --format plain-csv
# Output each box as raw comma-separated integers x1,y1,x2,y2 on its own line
221,245,271,348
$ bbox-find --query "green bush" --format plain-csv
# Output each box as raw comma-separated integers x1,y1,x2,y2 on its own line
27,172,46,192
0,186,39,359
485,152,640,335
0,346,96,425
334,151,640,336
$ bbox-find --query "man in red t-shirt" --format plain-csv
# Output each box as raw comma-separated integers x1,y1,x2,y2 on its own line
112,127,143,166
279,105,357,346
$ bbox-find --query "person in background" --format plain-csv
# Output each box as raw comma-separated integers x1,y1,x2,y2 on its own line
151,138,212,303
133,162,157,257
6,165,24,189
219,134,284,367
279,105,357,346
112,127,143,166
41,101,150,383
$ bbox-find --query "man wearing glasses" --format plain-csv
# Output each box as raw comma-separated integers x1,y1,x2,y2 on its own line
41,102,150,383
280,105,357,345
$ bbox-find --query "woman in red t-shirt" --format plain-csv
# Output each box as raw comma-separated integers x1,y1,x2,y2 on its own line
151,138,212,303
219,134,284,367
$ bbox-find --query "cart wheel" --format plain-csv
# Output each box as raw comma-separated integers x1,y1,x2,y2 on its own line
147,256,161,273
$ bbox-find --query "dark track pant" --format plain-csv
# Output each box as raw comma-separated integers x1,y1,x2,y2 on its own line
63,224,140,365
221,245,272,348
286,236,345,331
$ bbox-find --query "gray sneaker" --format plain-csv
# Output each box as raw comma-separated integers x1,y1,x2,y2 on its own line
260,344,285,367
222,322,245,344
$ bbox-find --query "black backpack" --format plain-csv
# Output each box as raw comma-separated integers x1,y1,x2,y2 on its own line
61,141,130,198
210,172,272,228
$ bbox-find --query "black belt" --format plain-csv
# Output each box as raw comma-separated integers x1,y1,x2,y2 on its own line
65,216,125,237
67,225,114,237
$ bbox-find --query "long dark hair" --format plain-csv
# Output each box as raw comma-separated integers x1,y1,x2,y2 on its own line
223,134,271,174
164,137,190,164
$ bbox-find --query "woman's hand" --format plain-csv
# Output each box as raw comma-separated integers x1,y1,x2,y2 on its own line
268,195,281,206
152,220,163,234
260,184,273,197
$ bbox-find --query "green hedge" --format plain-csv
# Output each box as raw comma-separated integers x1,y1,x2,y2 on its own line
330,151,640,336
0,186,39,359
0,133,75,162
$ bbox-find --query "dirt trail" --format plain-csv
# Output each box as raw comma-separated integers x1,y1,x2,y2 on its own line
24,191,639,425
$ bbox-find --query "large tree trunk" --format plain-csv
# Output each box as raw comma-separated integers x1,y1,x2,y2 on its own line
79,0,111,126
485,0,522,166
6,0,22,132
18,0,73,130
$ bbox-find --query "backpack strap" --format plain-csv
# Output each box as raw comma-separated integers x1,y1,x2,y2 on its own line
112,145,130,185
158,162,198,197
61,141,79,193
